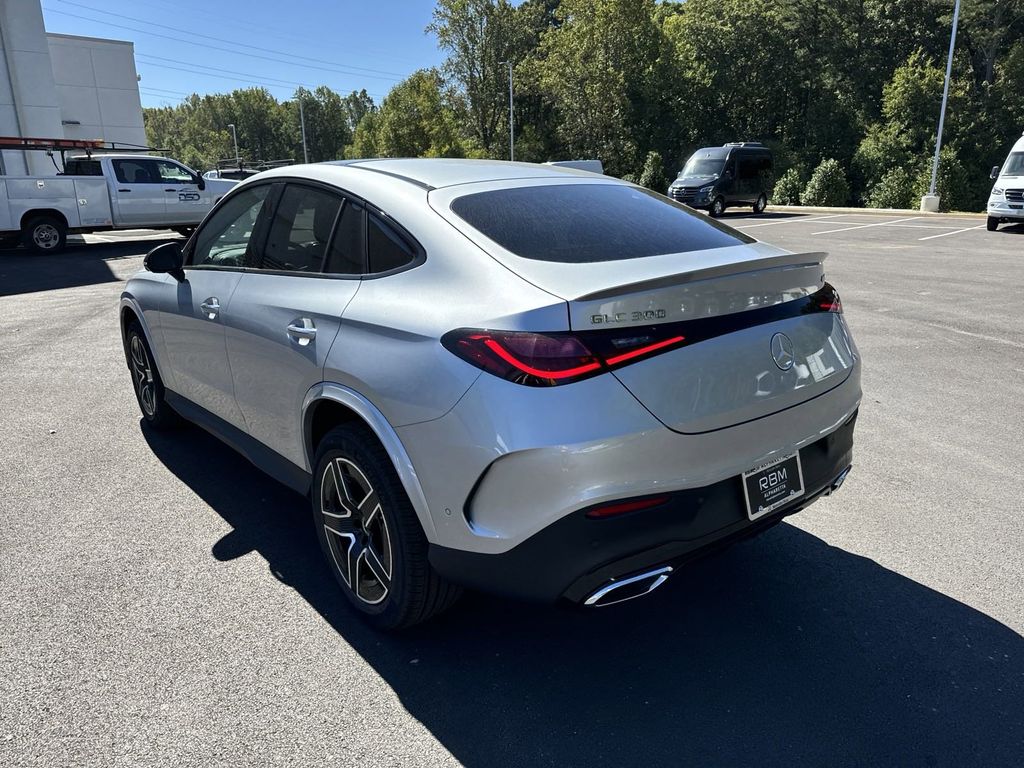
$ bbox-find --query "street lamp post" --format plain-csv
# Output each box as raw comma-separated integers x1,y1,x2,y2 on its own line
299,98,309,164
500,60,514,161
922,0,961,212
227,123,240,168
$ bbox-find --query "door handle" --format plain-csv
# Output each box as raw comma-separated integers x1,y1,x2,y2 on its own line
200,297,220,319
164,188,176,192
118,188,130,192
286,319,317,345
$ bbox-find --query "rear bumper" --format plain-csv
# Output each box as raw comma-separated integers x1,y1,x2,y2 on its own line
429,411,857,603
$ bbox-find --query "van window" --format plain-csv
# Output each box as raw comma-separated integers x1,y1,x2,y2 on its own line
1002,152,1024,176
738,156,759,181
450,183,753,263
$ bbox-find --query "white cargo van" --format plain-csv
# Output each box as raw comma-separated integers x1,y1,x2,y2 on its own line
0,154,236,253
987,132,1024,232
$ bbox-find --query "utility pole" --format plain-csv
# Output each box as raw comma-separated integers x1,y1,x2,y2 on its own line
922,0,961,212
227,123,239,168
500,60,514,161
299,98,309,164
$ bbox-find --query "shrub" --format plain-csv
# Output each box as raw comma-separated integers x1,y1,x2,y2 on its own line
913,147,974,212
866,166,917,209
802,158,850,206
637,150,669,192
773,167,805,205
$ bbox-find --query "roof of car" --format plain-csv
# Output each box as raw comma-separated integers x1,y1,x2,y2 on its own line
323,158,604,190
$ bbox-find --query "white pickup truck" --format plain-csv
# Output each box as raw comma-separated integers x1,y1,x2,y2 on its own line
0,153,236,253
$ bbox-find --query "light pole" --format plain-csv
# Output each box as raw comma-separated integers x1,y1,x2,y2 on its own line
500,60,514,161
227,123,239,168
922,0,961,212
299,98,309,164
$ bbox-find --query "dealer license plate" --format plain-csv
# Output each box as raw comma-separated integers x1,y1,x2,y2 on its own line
742,452,805,521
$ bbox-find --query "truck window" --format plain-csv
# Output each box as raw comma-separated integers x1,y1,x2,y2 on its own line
155,160,194,184
113,159,159,184
64,159,102,176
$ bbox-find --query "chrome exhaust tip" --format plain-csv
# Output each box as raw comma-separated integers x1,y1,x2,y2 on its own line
824,465,853,496
584,566,673,608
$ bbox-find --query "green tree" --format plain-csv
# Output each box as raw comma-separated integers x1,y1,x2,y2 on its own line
802,158,850,206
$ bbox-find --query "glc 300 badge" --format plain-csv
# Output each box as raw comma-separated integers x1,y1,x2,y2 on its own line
591,309,666,325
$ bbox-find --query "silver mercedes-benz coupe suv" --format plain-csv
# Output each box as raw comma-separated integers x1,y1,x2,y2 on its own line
121,159,861,629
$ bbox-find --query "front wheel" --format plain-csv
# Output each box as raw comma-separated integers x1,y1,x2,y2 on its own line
313,424,461,630
709,196,726,217
125,321,178,430
753,193,767,214
987,216,1000,232
22,215,67,254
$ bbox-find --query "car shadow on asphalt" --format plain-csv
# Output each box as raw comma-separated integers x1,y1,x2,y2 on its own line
143,421,1024,767
0,238,178,297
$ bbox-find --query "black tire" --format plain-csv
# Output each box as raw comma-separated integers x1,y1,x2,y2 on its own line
709,196,726,217
753,193,767,214
125,320,179,430
987,216,1000,232
312,424,461,630
22,215,67,254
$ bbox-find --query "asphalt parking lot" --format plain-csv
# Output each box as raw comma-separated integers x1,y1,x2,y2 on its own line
1,215,1022,767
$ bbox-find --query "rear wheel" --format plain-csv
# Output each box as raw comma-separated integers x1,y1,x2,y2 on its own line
753,193,767,214
987,216,1000,232
125,321,178,430
709,196,726,217
312,424,461,629
22,215,67,254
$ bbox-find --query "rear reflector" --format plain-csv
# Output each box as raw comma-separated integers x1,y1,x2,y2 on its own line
585,495,671,519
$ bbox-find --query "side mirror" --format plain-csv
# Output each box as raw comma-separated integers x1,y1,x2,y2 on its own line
196,174,206,191
990,165,1001,180
145,241,185,282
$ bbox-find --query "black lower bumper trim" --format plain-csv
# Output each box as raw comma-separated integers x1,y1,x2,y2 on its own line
428,411,857,604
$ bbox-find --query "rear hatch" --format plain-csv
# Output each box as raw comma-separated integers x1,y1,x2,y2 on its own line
431,178,857,433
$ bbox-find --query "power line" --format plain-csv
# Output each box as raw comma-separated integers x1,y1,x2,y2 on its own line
44,5,405,83
135,54,387,101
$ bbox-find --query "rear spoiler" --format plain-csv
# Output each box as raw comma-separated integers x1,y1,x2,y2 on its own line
575,251,828,302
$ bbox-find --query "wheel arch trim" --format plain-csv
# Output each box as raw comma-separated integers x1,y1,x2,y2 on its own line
118,295,158,369
302,382,438,541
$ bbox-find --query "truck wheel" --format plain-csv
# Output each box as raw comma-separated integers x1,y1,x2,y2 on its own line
987,216,1000,232
22,215,67,254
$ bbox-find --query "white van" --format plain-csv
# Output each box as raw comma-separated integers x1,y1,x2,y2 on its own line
987,132,1024,231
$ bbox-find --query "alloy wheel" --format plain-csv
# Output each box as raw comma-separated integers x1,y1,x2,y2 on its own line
129,334,156,417
320,457,394,605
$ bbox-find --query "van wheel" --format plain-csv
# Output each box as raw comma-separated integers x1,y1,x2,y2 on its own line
753,194,767,214
22,215,67,254
709,197,726,217
986,217,1000,232
313,424,461,630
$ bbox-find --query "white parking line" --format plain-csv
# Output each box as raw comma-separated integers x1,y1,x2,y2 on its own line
917,224,985,241
734,214,846,229
811,216,921,235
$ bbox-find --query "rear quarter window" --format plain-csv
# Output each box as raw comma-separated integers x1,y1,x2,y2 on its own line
449,184,753,263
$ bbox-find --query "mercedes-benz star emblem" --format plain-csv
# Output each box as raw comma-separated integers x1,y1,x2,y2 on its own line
771,332,795,371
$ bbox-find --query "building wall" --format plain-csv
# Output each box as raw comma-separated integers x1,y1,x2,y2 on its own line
47,33,147,151
0,0,65,175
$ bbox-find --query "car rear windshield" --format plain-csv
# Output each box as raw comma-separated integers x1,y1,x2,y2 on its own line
449,183,752,263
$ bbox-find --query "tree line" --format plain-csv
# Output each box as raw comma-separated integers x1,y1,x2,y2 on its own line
144,0,1024,211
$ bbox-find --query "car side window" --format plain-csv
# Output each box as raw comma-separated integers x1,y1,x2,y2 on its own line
155,160,194,184
190,185,272,268
113,159,159,184
367,214,415,274
325,201,365,275
262,185,343,273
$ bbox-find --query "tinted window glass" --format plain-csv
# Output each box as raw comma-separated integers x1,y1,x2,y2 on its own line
325,201,365,275
450,184,753,263
191,185,271,268
155,160,193,184
113,159,158,184
367,215,414,273
263,185,343,272
64,159,101,176
738,156,758,181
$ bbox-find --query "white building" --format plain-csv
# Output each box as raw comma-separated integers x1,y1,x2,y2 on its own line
0,0,146,175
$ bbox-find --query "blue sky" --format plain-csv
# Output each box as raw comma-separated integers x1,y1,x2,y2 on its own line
41,0,446,107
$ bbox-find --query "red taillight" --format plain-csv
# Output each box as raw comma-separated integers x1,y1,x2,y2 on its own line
585,495,670,519
441,329,687,386
815,283,843,313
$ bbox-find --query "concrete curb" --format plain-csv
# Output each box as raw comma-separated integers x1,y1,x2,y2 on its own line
766,205,986,220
